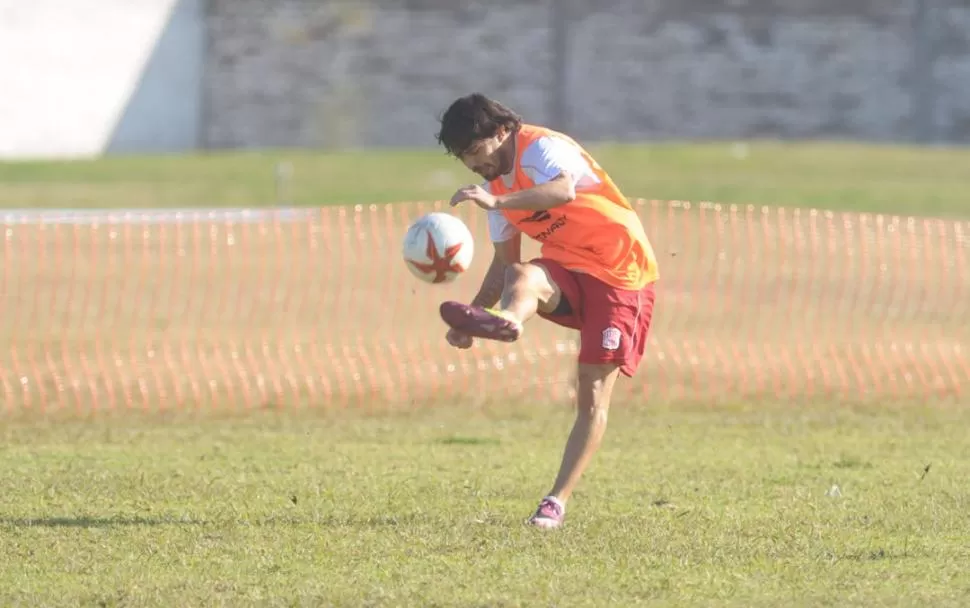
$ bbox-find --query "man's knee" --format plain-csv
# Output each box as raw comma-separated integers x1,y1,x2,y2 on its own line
504,262,542,285
505,263,557,303
575,363,621,418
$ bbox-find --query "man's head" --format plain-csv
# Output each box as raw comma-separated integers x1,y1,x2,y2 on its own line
435,93,522,181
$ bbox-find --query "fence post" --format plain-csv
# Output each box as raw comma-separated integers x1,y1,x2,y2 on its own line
548,0,571,132
910,0,938,143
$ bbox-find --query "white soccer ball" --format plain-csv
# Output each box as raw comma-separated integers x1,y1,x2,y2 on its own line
402,212,474,284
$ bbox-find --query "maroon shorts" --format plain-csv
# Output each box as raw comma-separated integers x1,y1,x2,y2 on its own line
532,258,657,377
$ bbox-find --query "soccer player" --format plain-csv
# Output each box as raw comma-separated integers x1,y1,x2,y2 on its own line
435,93,660,529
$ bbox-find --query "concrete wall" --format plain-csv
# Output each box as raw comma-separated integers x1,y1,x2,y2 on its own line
2,0,968,159
203,0,970,150
0,0,204,160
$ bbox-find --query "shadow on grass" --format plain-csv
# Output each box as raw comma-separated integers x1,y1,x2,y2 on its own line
435,436,502,446
254,512,439,528
0,512,441,529
0,515,206,528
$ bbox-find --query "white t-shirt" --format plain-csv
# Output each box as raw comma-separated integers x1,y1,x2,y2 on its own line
484,136,602,243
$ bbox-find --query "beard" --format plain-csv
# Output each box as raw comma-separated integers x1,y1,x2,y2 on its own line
479,168,501,181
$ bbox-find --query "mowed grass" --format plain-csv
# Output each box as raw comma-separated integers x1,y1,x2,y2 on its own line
2,400,970,606
1,140,968,606
1,140,969,216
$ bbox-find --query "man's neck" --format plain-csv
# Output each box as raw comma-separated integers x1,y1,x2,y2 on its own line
500,130,518,177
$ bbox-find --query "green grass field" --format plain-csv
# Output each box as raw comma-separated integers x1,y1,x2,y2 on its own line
1,141,969,606
1,140,969,216
2,403,970,606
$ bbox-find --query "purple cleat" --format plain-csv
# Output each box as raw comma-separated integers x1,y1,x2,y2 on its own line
527,496,565,529
439,301,523,343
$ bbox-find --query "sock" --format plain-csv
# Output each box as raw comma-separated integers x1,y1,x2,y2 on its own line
543,495,566,513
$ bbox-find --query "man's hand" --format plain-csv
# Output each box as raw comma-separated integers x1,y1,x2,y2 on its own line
449,184,498,211
446,328,473,349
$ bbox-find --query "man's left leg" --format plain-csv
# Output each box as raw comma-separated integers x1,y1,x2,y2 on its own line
528,362,620,529
528,278,656,529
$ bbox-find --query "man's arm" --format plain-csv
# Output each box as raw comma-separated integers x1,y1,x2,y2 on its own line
470,233,521,308
492,135,600,211
493,172,576,212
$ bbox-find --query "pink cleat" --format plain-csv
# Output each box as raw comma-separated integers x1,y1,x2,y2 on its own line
439,301,523,343
527,496,565,529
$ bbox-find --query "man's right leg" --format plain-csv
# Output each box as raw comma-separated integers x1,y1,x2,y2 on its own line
496,262,565,323
440,261,572,341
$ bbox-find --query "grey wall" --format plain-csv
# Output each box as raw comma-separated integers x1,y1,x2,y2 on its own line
107,0,206,154
202,0,970,150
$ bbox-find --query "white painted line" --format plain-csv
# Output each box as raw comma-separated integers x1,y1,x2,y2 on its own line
0,208,317,225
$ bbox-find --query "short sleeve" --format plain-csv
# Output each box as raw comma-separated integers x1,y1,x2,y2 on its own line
479,181,519,243
519,136,602,189
487,209,519,243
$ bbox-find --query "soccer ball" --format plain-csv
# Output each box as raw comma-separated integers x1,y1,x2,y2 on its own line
402,212,474,284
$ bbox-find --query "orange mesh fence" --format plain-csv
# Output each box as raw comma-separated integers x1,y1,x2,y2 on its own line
1,200,967,412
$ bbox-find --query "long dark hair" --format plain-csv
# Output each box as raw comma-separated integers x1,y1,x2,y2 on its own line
435,93,523,157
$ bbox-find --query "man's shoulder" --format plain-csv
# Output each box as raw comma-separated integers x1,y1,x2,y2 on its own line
520,123,573,141
519,125,591,160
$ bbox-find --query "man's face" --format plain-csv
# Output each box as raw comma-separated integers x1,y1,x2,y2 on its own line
458,127,514,181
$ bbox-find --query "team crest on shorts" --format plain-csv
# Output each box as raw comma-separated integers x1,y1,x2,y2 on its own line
601,327,621,350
